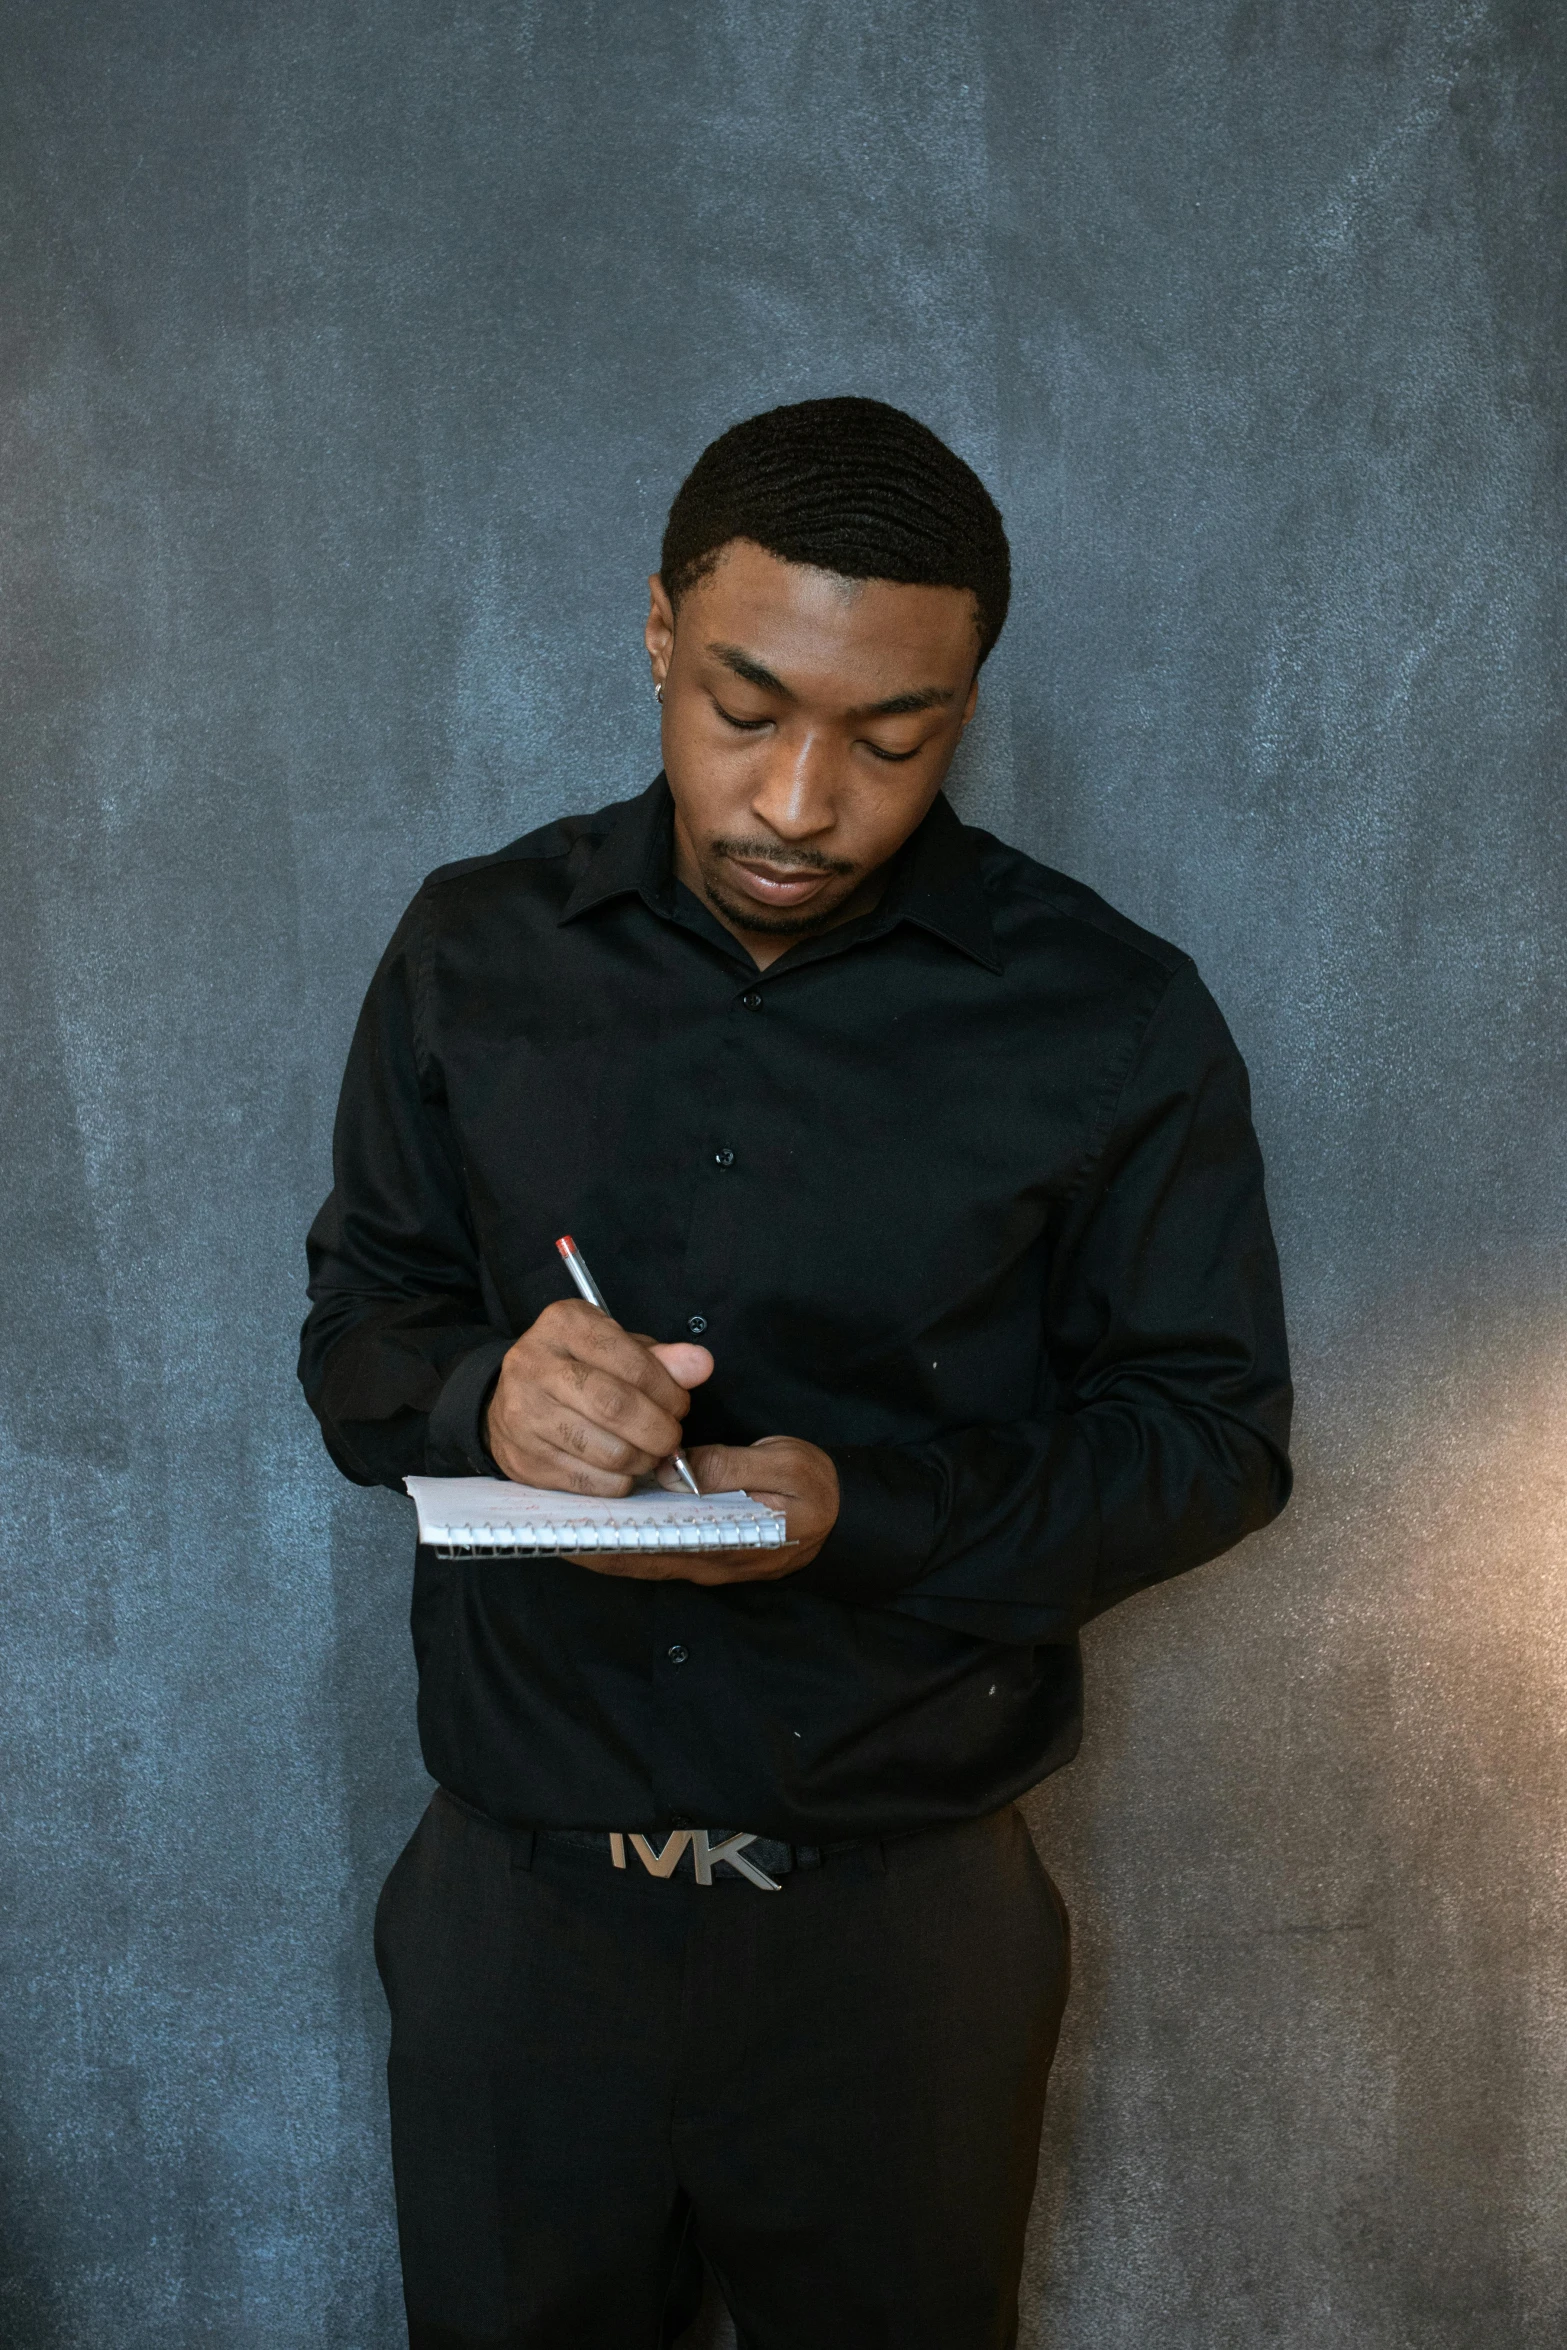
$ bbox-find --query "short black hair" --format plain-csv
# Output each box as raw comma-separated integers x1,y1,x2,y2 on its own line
660,397,1011,665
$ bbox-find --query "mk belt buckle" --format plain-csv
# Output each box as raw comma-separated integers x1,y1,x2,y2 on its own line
610,1828,781,1892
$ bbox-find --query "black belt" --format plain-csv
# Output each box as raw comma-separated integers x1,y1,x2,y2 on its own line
535,1824,876,1892
433,1789,954,1893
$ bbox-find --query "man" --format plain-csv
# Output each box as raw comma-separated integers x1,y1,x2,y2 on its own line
300,396,1292,2350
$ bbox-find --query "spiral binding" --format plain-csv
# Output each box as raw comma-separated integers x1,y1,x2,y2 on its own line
431,1516,787,1561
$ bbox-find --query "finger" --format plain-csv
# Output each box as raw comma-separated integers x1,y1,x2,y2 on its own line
530,1404,667,1480
566,1549,667,1576
515,1438,639,1499
568,1547,798,1582
537,1363,685,1467
540,1302,696,1418
683,1553,806,1584
661,1549,807,1584
567,1546,773,1569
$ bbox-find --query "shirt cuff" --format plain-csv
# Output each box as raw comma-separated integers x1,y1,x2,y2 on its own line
800,1444,942,1606
425,1336,512,1476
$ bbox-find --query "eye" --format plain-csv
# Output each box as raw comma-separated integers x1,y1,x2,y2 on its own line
714,701,772,734
862,740,921,764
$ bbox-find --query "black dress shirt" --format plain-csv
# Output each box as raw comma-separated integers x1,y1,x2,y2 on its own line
299,778,1291,1841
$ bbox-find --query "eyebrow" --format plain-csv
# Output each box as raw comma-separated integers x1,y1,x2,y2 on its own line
707,642,955,719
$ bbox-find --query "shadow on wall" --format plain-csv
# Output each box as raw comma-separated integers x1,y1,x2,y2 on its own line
1020,1297,1567,2349
0,2107,68,2350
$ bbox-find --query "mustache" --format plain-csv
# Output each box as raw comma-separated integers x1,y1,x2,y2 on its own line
708,836,858,877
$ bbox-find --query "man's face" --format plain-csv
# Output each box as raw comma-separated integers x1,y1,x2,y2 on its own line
645,540,981,960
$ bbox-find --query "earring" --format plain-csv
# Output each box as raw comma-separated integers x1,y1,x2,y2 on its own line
654,681,664,704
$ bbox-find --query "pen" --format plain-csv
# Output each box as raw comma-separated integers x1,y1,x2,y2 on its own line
555,1235,703,1499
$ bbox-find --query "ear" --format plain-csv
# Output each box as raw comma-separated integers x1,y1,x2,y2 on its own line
645,574,676,688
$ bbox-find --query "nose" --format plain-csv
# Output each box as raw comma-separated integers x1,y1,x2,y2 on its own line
748,725,841,843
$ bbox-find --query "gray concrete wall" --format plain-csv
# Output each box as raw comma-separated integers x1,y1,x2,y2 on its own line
1,4,1561,2343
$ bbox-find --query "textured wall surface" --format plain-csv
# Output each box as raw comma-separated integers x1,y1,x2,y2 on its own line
2,4,1562,2345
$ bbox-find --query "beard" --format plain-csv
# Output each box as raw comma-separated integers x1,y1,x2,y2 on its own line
696,838,862,937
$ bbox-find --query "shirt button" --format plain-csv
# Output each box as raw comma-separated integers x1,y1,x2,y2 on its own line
686,1314,708,1335
714,1147,735,1168
667,1643,689,1667
741,990,763,1010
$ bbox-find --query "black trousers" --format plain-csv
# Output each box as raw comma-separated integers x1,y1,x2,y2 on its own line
376,1791,1070,2350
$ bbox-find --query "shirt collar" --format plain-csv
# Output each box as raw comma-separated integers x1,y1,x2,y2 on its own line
557,775,677,924
870,789,1003,973
558,775,1002,975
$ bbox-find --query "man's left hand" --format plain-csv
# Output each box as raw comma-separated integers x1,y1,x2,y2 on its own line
567,1436,839,1584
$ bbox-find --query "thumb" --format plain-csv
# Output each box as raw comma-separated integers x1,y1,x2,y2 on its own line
674,1442,792,1497
648,1341,714,1390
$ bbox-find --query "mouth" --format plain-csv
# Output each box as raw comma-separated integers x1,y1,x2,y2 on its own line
724,855,841,910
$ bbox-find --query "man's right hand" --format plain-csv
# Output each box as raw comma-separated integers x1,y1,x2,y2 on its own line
484,1300,713,1494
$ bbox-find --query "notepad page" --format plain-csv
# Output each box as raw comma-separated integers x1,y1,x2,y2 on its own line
404,1475,790,1555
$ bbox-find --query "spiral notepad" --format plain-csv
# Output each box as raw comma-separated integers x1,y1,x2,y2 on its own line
404,1475,791,1559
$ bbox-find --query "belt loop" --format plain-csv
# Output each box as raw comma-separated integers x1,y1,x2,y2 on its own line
510,1828,536,1873
866,1839,887,1875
